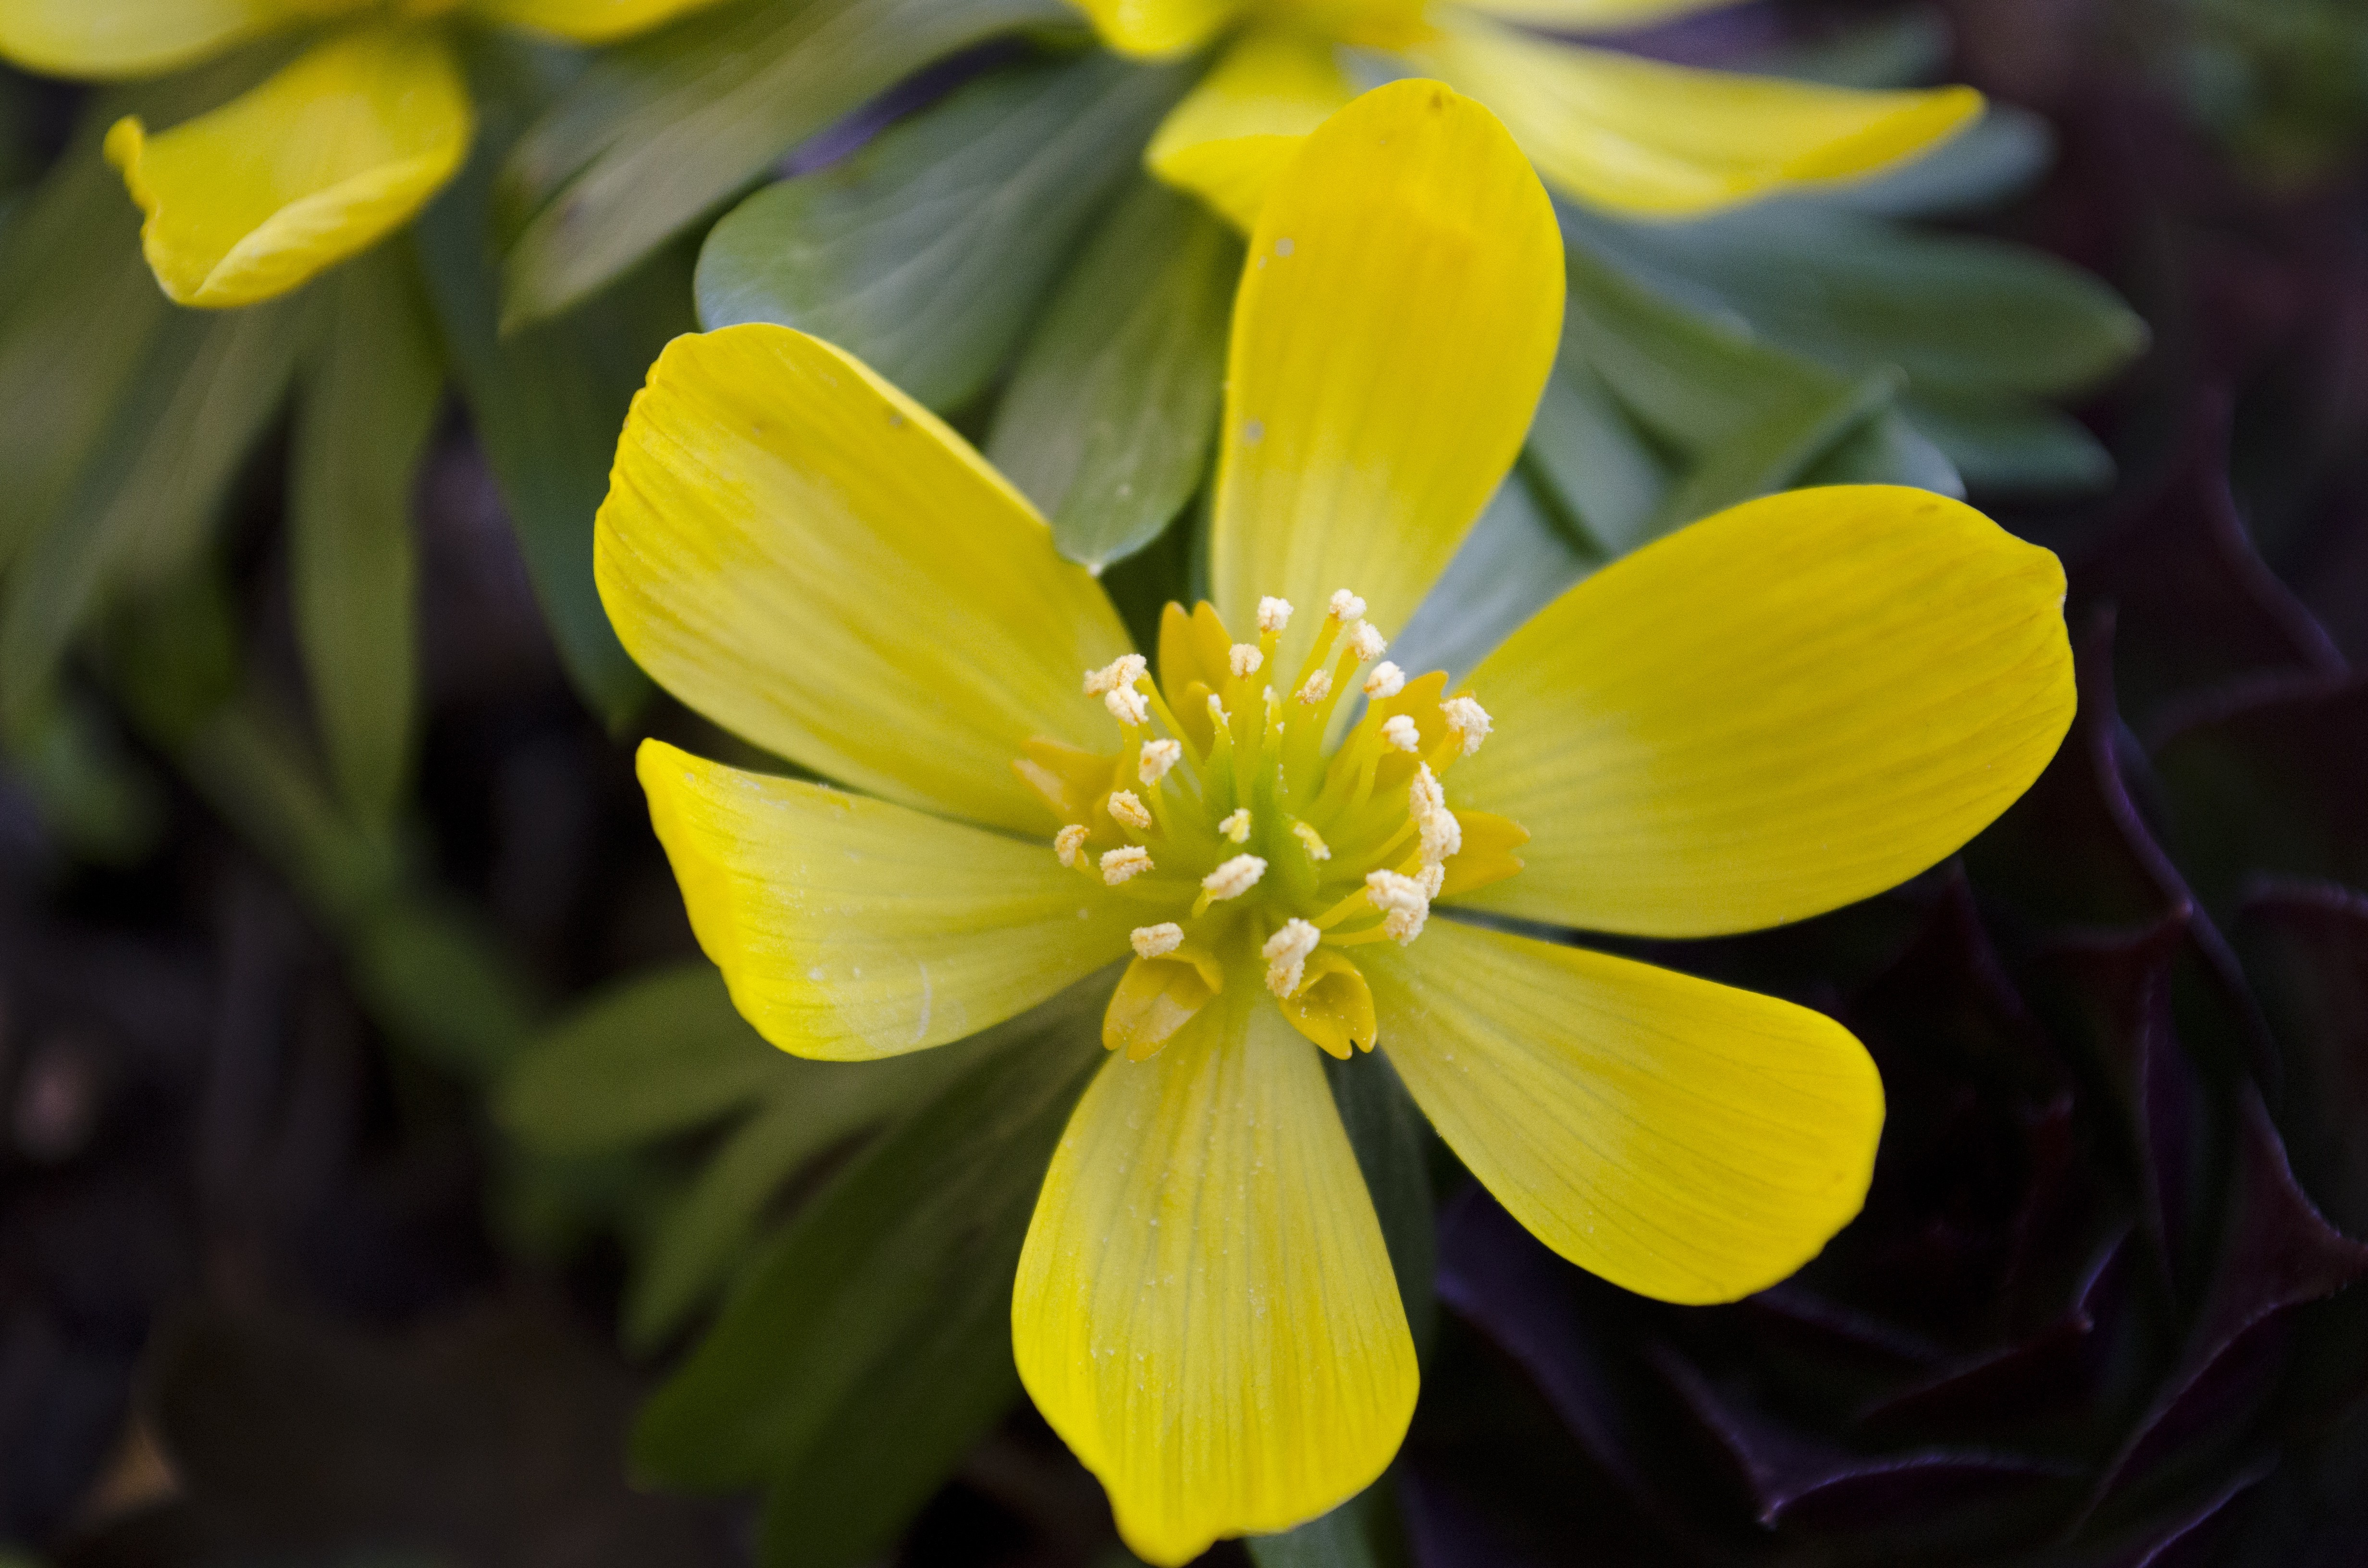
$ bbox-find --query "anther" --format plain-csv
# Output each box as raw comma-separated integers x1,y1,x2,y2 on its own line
1202,855,1266,901
1417,861,1445,898
1419,807,1463,865
1292,821,1332,861
1101,846,1153,885
1363,662,1405,699
1207,693,1231,727
1410,763,1446,821
1055,824,1089,868
1104,685,1150,726
1139,739,1181,785
1084,653,1147,697
1442,696,1493,757
1295,671,1332,706
1382,715,1421,754
1347,621,1386,663
1257,597,1293,634
1219,808,1252,844
1327,590,1366,623
1132,922,1185,959
1229,643,1263,678
1108,791,1153,832
1262,919,1321,997
1365,869,1431,945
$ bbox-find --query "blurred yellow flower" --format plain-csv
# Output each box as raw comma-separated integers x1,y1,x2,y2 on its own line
0,0,731,306
594,80,2072,1563
1081,0,1984,228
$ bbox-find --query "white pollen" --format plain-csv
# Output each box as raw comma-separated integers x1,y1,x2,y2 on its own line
1202,854,1266,900
1295,670,1332,706
1262,918,1320,997
1365,869,1431,945
1083,653,1147,696
1219,808,1252,844
1327,589,1367,622
1417,861,1445,898
1292,821,1332,861
1108,790,1153,832
1442,696,1493,757
1419,806,1463,866
1347,621,1387,662
1257,597,1293,634
1364,662,1406,699
1139,739,1181,785
1104,685,1150,726
1101,846,1153,884
1054,824,1089,867
1410,763,1446,821
1132,922,1184,959
1207,693,1231,728
1229,643,1263,678
1381,714,1421,754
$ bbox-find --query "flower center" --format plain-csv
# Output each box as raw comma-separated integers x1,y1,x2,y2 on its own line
1017,590,1526,1062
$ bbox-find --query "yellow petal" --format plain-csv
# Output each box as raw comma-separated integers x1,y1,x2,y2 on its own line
1455,0,1736,26
1412,11,1982,216
105,25,472,308
638,740,1135,1060
1144,25,1356,232
1014,990,1417,1563
1104,947,1224,1060
1071,0,1239,57
1211,78,1562,656
1279,947,1376,1059
596,325,1136,837
468,0,735,43
1454,486,2073,937
1370,919,1883,1304
0,0,310,79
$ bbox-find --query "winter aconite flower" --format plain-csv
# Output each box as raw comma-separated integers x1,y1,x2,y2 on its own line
595,81,2073,1564
0,0,731,307
1078,0,1986,228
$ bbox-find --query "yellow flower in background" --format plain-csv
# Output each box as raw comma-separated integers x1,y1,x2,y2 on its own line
1082,0,1984,228
595,80,2072,1563
0,0,731,307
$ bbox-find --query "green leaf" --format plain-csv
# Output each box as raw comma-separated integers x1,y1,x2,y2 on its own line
497,0,1079,328
635,977,1107,1560
502,962,791,1155
0,688,165,866
1248,1478,1409,1568
695,51,1191,412
985,176,1238,567
348,895,540,1079
1520,357,1669,558
1649,368,1908,536
290,242,445,827
1325,1052,1436,1360
1904,391,2116,495
1390,468,1599,685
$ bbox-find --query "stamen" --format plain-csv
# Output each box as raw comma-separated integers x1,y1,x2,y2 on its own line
1258,598,1294,634
1104,685,1150,726
1054,824,1089,868
1101,846,1153,885
1108,791,1153,833
1442,696,1493,757
1364,662,1405,699
1295,670,1332,706
1139,738,1182,786
1327,589,1367,623
1132,922,1185,959
1418,805,1462,865
1219,808,1252,844
1347,621,1387,663
1410,763,1446,821
1365,869,1431,944
1229,643,1263,678
1207,693,1231,728
1262,918,1320,997
1292,820,1332,861
1417,861,1445,898
1084,654,1147,697
1382,714,1421,753
1202,854,1266,901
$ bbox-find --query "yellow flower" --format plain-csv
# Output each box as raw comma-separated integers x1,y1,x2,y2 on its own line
1082,0,1984,229
595,81,2072,1564
0,0,730,307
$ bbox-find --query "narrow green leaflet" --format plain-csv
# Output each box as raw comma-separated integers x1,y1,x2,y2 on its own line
1326,1053,1437,1359
697,51,1192,413
1390,468,1599,685
498,0,1078,327
635,978,1107,1563
1519,358,1668,558
1904,391,2118,494
1647,369,1918,539
986,176,1239,567
290,243,446,828
1247,1485,1390,1568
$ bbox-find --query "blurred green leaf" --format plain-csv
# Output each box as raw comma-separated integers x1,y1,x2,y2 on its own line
1904,392,2116,494
291,242,445,828
1653,367,1907,532
636,977,1106,1564
349,896,540,1078
1390,468,1598,685
1327,1053,1436,1360
1520,358,1668,558
0,688,165,865
696,51,1189,413
986,176,1237,567
498,0,1077,327
1247,1484,1387,1568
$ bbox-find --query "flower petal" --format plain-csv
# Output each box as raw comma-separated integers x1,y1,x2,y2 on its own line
0,0,304,79
1014,990,1417,1564
1071,0,1239,57
1454,0,1736,27
1370,919,1883,1304
1144,25,1355,232
105,25,471,307
597,324,1136,837
468,0,735,43
1453,486,2074,937
1211,78,1561,653
1412,11,1982,216
639,740,1136,1060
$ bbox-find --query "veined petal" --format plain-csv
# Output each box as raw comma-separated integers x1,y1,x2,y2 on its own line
1412,11,1982,216
597,325,1136,837
1072,0,1239,57
1454,486,2074,937
1371,920,1883,1304
467,0,737,43
639,740,1136,1060
1211,79,1561,654
1014,989,1417,1564
1144,26,1355,232
0,0,315,80
1451,0,1736,27
106,24,471,307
